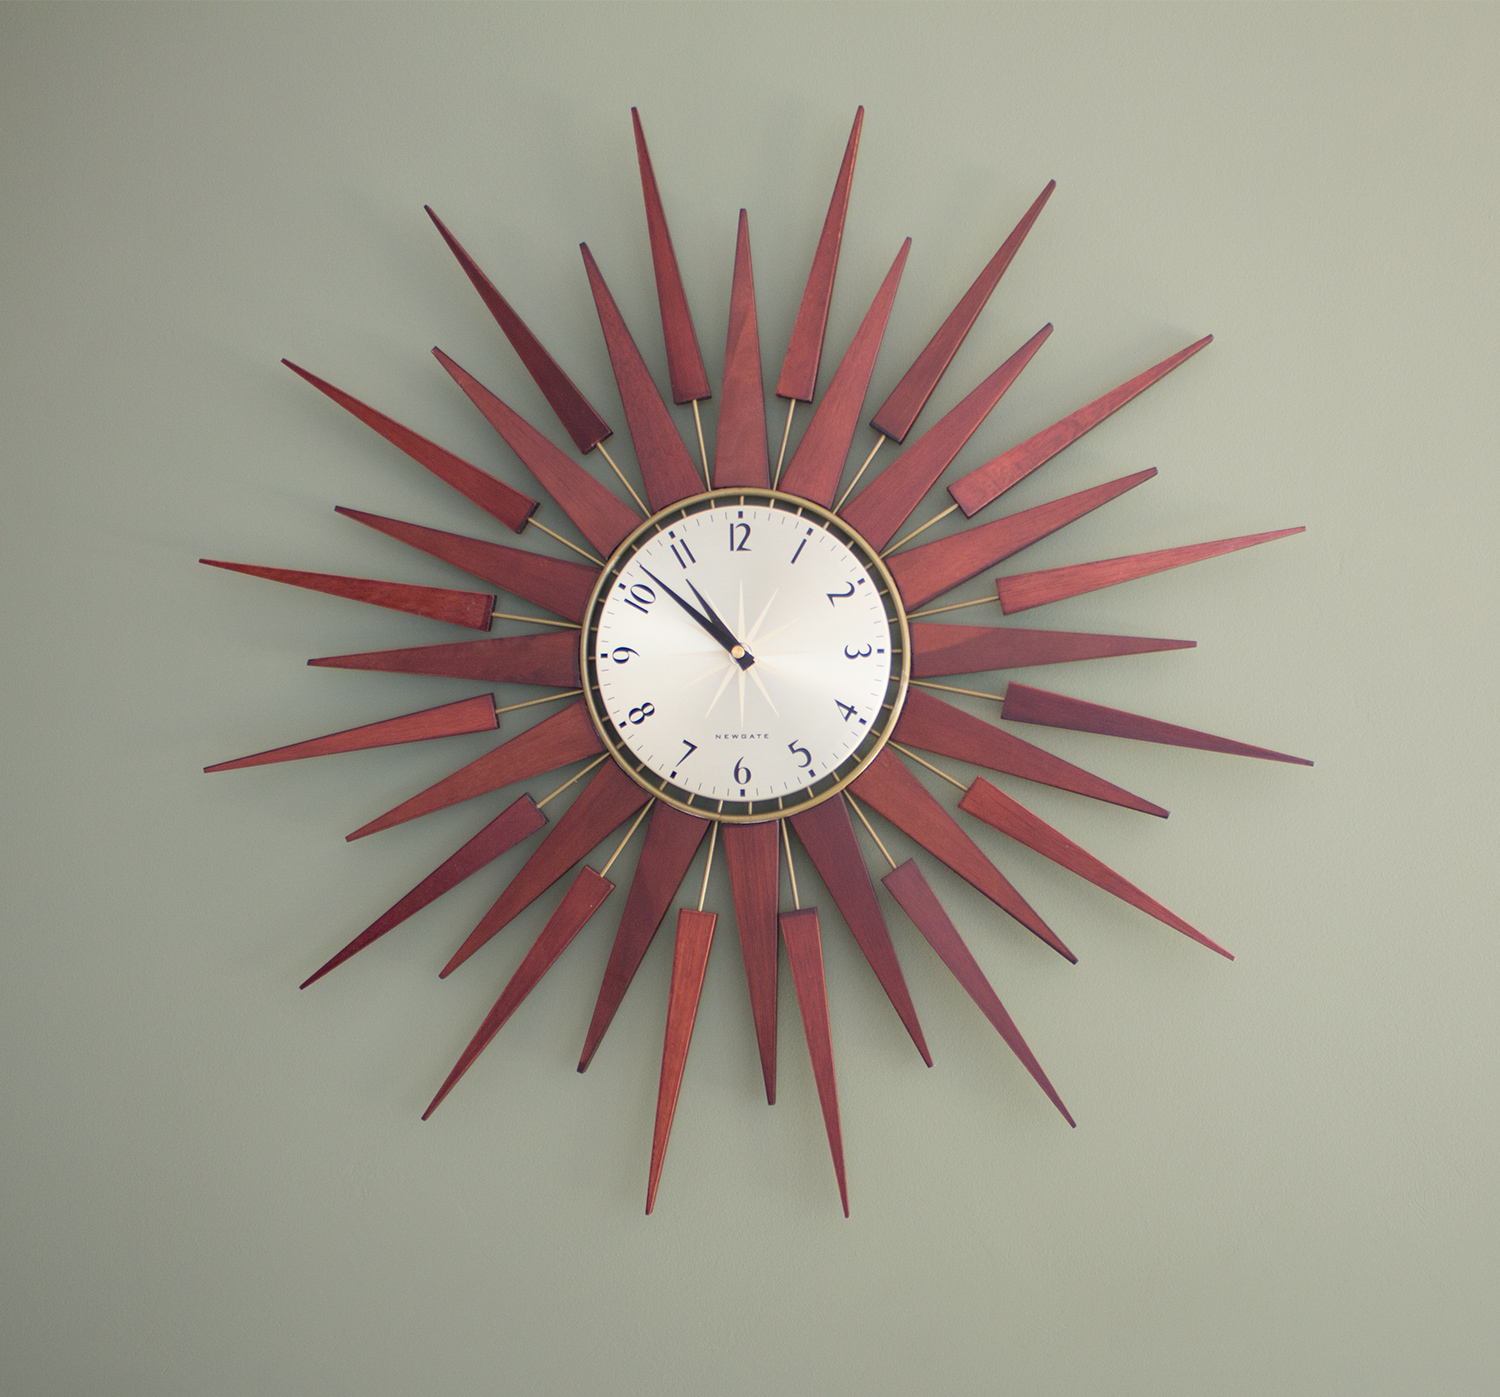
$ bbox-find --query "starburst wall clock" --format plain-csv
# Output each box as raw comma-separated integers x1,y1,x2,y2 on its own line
203,109,1310,1215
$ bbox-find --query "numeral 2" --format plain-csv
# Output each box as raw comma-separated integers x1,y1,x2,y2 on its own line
826,581,855,604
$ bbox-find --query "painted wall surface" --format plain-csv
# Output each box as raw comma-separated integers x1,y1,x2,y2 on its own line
3,4,1496,1394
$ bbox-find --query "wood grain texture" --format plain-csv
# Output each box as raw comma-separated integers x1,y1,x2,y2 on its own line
713,211,770,489
308,632,580,688
910,622,1194,678
425,204,611,454
949,335,1212,516
871,181,1055,443
960,778,1231,957
722,820,779,1104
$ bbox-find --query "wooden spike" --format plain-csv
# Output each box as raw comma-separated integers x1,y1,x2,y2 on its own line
882,860,1073,1124
722,820,779,1103
888,469,1155,611
334,506,598,622
788,797,930,1063
309,632,580,688
998,527,1307,614
714,211,770,489
779,909,848,1215
200,559,494,631
949,335,1212,516
580,244,704,512
302,796,546,989
578,804,712,1069
911,621,1193,678
779,240,911,508
423,865,614,1116
424,205,611,453
960,778,1233,959
850,749,1073,962
842,325,1052,550
872,181,1056,442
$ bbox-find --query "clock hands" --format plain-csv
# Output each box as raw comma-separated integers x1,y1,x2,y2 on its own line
640,566,755,669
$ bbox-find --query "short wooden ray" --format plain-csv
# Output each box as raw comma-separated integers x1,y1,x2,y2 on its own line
200,559,494,631
1002,683,1313,766
949,335,1212,517
646,907,717,1214
960,778,1232,958
443,759,650,977
788,797,930,1064
302,796,546,988
893,687,1167,817
206,694,497,774
713,211,769,489
722,820,779,1103
580,244,704,512
910,622,1193,678
423,865,614,1117
425,205,611,453
334,506,598,622
849,749,1073,962
282,360,536,533
779,908,848,1215
433,348,641,558
998,527,1306,614
777,106,863,403
309,632,580,688
778,239,911,508
872,181,1056,443
579,804,712,1070
347,700,601,841
882,860,1072,1124
842,324,1052,550
888,468,1155,612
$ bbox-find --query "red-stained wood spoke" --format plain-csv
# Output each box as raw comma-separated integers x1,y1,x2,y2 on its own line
998,527,1307,614
893,687,1167,817
888,468,1155,612
713,211,770,489
722,820,779,1103
872,181,1056,443
788,797,930,1064
200,559,494,632
206,694,498,774
646,908,717,1214
778,240,911,508
433,348,641,558
959,778,1232,958
423,865,614,1118
579,804,712,1070
911,622,1193,678
779,908,848,1215
335,506,598,622
1002,683,1313,766
881,860,1073,1124
580,244,705,512
309,632,580,688
425,205,611,454
949,336,1212,517
850,750,1073,962
777,107,863,403
302,796,546,989
282,360,537,533
842,324,1052,551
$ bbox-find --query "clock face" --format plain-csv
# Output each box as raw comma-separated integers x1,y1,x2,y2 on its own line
582,489,909,821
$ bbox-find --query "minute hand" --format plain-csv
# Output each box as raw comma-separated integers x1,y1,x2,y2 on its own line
640,567,755,669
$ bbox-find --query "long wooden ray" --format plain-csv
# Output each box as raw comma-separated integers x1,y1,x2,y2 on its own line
1002,683,1313,765
842,324,1052,550
960,778,1232,958
425,205,611,454
949,335,1212,516
580,244,704,512
911,621,1193,677
788,797,930,1064
872,181,1056,443
346,700,601,841
200,559,494,631
722,820,779,1103
888,468,1155,612
301,796,546,989
882,860,1073,1124
282,360,537,533
578,803,712,1070
443,759,650,977
998,527,1307,614
714,211,770,489
850,749,1073,962
893,687,1167,817
309,632,580,688
432,348,641,558
778,239,911,508
334,507,598,622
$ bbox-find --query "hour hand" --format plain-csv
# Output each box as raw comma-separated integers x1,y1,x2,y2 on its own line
640,567,755,668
